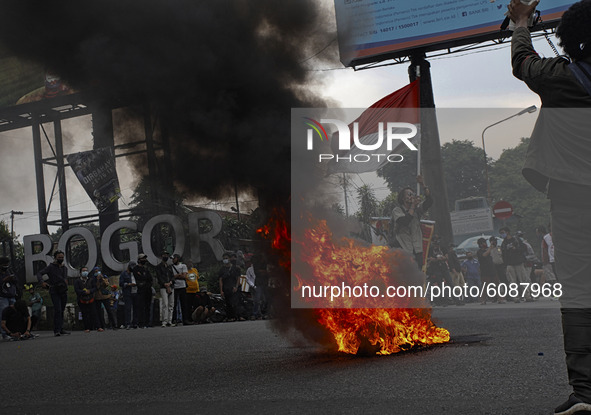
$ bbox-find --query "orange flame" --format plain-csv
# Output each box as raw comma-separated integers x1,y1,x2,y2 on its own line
259,210,450,355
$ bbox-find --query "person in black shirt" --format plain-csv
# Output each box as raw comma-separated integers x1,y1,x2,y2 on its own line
36,251,71,337
218,252,244,321
476,238,500,304
0,257,18,339
133,253,153,328
191,286,216,323
1,300,33,340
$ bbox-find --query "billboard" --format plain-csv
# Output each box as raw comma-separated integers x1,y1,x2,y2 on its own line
0,42,75,108
334,0,576,67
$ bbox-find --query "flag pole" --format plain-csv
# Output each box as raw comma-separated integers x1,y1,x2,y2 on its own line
415,64,422,196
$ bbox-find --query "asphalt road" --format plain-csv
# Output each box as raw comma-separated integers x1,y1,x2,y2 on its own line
2,299,569,415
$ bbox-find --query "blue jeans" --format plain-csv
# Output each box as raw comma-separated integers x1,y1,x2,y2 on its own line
50,290,67,334
123,293,138,327
465,276,481,301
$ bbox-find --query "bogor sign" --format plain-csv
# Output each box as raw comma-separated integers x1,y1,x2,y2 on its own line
23,211,226,282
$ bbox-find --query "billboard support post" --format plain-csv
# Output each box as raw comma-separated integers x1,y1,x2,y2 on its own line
54,119,69,232
32,115,48,235
92,103,119,273
408,52,453,246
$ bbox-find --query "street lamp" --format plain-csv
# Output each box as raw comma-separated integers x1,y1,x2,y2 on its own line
481,105,537,203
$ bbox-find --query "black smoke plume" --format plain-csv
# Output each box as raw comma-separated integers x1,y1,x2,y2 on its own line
0,0,337,203
0,0,343,349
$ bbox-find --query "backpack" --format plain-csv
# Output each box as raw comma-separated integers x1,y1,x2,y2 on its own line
0,281,17,298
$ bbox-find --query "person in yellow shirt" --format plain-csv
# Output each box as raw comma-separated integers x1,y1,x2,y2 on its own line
185,260,200,307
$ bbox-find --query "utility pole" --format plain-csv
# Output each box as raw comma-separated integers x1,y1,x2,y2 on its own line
342,173,349,217
10,210,23,239
10,210,23,272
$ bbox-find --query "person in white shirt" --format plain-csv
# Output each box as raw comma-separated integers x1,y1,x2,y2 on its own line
171,254,191,325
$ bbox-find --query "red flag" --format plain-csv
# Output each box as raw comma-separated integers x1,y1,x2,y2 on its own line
328,80,420,174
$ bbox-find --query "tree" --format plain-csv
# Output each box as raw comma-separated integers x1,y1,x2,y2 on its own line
489,137,550,245
0,220,25,282
377,150,418,197
129,176,186,228
50,224,101,269
440,140,488,210
378,140,488,211
355,184,378,223
377,192,398,218
330,202,345,217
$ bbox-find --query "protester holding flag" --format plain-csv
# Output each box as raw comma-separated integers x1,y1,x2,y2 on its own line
391,175,432,269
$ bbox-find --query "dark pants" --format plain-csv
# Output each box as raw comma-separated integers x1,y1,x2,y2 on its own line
552,202,591,402
173,288,188,323
414,252,424,270
493,263,508,285
223,289,244,320
50,290,67,334
252,287,263,318
137,289,152,327
94,299,118,329
123,293,138,327
78,301,98,330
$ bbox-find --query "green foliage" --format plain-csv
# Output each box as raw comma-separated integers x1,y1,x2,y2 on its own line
377,192,398,218
440,140,488,210
129,176,186,227
379,140,488,211
331,202,345,216
199,264,222,293
377,150,418,194
0,220,10,239
489,137,550,244
355,184,378,223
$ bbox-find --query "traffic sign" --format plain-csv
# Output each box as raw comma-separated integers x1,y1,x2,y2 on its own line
493,201,513,219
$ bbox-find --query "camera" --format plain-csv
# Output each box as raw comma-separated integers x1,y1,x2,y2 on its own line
501,0,539,31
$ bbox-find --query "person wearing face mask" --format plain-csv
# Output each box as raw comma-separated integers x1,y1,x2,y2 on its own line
391,175,432,269
133,253,154,329
156,251,175,327
119,261,138,329
92,267,117,331
36,250,71,336
499,227,533,303
171,254,191,326
74,266,98,332
218,252,244,322
0,257,17,339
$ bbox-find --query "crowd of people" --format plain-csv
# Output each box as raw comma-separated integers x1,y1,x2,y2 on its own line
423,227,556,306
389,176,556,306
0,248,279,341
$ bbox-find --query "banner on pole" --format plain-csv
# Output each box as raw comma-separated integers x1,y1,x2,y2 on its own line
67,147,121,212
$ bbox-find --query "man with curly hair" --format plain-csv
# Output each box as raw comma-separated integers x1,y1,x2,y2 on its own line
509,1,591,413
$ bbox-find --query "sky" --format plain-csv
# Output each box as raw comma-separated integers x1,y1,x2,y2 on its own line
0,0,561,241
